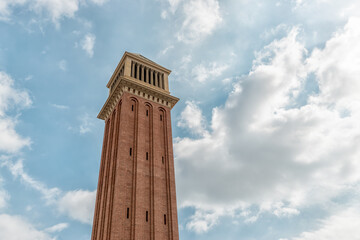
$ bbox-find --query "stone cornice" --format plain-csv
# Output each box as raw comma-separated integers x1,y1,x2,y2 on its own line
106,52,171,89
98,76,179,120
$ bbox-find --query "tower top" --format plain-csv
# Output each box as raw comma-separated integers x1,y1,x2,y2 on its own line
98,52,179,120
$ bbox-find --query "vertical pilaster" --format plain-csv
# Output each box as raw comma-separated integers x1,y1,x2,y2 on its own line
150,70,153,85
92,120,110,240
97,111,115,240
136,63,140,79
130,61,135,78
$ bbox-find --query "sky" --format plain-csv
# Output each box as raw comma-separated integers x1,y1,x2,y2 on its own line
0,0,360,239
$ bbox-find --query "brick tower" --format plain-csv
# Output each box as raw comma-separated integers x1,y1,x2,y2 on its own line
91,52,180,240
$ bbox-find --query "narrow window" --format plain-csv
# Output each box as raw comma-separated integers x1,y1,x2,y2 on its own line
162,156,164,164
134,64,137,79
139,66,142,80
130,148,132,156
153,72,156,86
162,75,165,89
146,110,148,116
164,214,166,225
132,105,134,111
146,152,148,160
127,208,129,219
160,115,162,121
146,211,148,222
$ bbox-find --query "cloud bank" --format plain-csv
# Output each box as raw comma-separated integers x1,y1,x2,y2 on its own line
174,17,360,233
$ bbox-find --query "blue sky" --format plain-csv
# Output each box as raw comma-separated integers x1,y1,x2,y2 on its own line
1,0,360,239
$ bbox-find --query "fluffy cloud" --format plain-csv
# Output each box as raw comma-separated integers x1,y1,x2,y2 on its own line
163,0,222,43
0,72,31,154
58,190,96,224
1,158,95,225
81,33,96,58
174,17,360,232
0,214,55,240
0,0,80,24
0,0,107,25
291,205,360,240
191,62,229,83
177,101,208,136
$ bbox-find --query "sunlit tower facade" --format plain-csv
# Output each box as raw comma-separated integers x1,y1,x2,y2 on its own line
91,52,180,240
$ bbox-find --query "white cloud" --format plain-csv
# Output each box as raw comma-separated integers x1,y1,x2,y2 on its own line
0,214,55,240
159,45,174,56
44,223,69,233
79,113,94,134
1,157,96,225
163,0,222,43
0,176,9,209
186,208,222,234
0,72,32,154
292,205,360,240
58,190,96,224
58,60,67,71
89,0,109,5
0,0,27,21
192,62,228,82
174,18,360,232
81,33,96,58
50,103,69,110
2,159,61,204
177,101,208,136
0,0,80,25
177,0,222,43
32,0,80,26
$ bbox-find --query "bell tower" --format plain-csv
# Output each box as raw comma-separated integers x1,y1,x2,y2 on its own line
92,52,179,240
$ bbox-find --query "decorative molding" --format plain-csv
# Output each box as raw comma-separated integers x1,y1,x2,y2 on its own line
98,76,179,120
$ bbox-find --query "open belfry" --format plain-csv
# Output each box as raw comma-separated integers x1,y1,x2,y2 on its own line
92,52,180,240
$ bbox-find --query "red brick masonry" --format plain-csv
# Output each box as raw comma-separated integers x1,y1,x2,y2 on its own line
92,92,179,240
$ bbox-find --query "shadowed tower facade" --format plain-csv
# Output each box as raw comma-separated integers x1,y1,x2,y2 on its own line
92,52,180,240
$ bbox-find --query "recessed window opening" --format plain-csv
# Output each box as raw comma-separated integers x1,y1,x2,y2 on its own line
134,64,137,79
164,214,166,225
146,110,149,116
127,208,130,219
153,72,156,86
131,63,133,77
162,156,164,164
130,148,132,156
132,105,134,111
148,71,151,84
146,211,148,222
160,115,162,121
146,152,148,160
144,68,147,82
